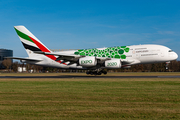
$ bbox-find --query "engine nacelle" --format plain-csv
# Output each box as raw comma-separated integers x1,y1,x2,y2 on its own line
79,57,97,67
105,59,121,68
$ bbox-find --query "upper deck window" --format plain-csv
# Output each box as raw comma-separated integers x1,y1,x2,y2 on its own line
168,50,173,52
135,48,147,50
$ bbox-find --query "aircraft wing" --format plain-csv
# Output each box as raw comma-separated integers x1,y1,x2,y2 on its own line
121,59,134,65
33,51,82,64
5,57,42,62
34,51,112,59
121,59,140,65
33,51,112,64
34,51,80,58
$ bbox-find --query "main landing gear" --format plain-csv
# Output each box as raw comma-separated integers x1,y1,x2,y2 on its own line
86,69,107,75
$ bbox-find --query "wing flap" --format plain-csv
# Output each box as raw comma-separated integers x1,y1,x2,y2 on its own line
33,51,80,58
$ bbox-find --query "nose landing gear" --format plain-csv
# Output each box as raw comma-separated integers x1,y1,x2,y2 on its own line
166,61,170,70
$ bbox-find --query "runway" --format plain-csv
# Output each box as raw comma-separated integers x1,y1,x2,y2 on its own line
0,75,180,79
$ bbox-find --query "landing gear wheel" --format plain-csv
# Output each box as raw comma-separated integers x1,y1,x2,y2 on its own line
97,72,102,75
86,70,107,75
103,71,107,75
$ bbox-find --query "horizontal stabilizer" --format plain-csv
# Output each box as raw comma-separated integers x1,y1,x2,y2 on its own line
5,57,42,62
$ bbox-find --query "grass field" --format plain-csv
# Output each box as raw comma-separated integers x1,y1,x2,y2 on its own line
0,72,180,76
0,73,180,119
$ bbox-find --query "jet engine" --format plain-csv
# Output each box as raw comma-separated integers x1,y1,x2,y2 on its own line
79,57,97,67
105,59,121,68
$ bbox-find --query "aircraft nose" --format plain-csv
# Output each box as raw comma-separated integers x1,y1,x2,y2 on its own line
168,51,178,60
174,52,178,60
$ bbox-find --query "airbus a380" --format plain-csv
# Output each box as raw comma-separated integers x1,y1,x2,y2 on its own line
7,26,178,75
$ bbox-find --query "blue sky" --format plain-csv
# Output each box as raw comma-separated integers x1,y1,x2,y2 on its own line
0,0,180,60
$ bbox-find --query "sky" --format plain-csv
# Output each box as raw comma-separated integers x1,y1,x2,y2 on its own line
0,0,180,60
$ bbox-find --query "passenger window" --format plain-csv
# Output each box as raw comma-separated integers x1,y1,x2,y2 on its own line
168,50,173,52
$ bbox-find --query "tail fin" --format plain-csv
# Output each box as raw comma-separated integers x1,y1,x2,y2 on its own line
14,26,51,57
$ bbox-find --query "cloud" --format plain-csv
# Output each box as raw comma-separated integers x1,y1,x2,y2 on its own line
96,24,117,28
105,32,151,44
152,38,173,44
157,31,174,35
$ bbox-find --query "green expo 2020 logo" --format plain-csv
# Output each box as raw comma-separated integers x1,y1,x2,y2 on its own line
107,62,117,66
81,60,93,64
74,46,130,59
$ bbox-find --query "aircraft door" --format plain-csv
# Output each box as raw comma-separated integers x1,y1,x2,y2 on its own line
160,52,164,57
132,50,136,58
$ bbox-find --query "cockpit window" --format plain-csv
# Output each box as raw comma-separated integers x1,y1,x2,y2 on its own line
168,50,173,52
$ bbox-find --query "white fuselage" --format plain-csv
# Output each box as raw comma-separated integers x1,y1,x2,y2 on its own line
123,44,178,64
26,44,178,69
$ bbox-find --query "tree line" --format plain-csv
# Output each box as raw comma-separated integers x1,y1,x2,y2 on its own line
1,59,180,73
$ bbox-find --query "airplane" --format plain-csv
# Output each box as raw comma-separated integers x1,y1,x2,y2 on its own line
7,25,178,75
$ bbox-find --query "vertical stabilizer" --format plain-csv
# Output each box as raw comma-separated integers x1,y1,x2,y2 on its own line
14,26,51,57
